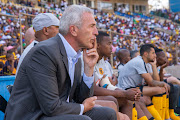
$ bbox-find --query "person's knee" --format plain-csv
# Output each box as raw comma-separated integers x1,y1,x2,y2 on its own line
104,96,119,106
99,107,117,120
156,87,166,94
107,101,118,111
104,107,117,120
167,76,179,84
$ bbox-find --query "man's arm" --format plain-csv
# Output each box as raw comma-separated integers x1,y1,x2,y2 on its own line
149,60,160,81
94,83,141,101
141,73,168,93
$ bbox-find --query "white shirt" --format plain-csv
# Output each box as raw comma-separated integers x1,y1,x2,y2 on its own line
16,40,38,75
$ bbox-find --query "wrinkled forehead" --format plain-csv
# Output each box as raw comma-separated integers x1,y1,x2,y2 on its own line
82,12,96,23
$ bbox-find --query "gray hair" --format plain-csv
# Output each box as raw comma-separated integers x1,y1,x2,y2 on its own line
59,5,94,35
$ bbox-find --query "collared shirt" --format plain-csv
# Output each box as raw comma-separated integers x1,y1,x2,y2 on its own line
16,40,39,75
59,33,94,115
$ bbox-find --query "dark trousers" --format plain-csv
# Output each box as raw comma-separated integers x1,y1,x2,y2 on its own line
40,107,117,120
169,83,179,109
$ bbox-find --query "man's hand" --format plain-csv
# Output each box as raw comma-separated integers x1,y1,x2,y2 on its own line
83,96,97,113
149,59,157,67
162,82,170,94
83,40,99,77
160,60,169,69
108,75,118,86
124,88,141,101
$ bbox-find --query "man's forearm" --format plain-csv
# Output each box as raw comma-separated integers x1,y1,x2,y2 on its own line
159,68,164,81
151,65,160,81
94,85,126,98
151,80,164,87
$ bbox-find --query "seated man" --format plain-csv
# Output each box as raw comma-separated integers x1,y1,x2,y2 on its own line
16,13,60,74
155,48,180,86
117,44,171,120
155,48,180,119
4,5,117,120
94,31,155,120
116,49,131,77
117,44,169,96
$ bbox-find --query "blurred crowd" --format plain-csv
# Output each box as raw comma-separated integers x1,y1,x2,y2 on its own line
151,9,180,24
95,12,180,67
0,1,180,76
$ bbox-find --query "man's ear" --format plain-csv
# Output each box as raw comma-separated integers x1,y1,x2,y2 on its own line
144,52,148,57
42,27,49,36
69,25,78,36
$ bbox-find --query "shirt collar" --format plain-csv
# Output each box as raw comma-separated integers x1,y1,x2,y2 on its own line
58,33,81,62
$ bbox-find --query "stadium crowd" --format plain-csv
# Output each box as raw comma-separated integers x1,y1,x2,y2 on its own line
0,1,179,75
0,1,180,120
151,9,180,24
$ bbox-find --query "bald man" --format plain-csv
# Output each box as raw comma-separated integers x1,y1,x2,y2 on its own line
24,27,35,47
117,49,131,69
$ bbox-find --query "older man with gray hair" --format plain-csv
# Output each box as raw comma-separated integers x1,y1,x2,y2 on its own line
16,13,59,74
5,5,117,120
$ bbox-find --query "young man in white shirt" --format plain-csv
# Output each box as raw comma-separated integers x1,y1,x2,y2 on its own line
94,31,156,120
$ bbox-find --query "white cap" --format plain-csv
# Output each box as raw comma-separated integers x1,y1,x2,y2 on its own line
32,13,60,32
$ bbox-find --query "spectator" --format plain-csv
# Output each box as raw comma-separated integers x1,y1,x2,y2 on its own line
2,52,17,75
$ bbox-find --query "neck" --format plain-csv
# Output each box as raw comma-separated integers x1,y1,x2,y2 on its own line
121,60,126,65
98,54,103,62
36,35,48,42
142,56,148,63
64,35,79,52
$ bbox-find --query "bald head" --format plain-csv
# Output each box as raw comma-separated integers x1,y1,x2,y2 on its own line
24,27,35,47
117,49,130,64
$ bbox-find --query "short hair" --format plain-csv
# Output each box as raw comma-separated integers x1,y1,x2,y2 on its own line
154,47,163,53
116,49,129,61
59,5,93,35
96,31,109,43
140,44,155,56
130,50,139,58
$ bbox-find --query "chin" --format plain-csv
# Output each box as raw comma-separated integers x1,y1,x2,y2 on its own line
88,44,94,49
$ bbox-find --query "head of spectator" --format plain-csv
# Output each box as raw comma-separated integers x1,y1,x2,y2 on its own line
140,44,156,63
6,53,14,62
155,48,168,67
130,50,139,59
96,31,112,60
59,5,98,51
24,27,35,47
117,49,131,65
32,13,59,42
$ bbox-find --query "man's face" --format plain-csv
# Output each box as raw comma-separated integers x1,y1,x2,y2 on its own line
47,25,59,38
98,36,112,58
147,48,156,62
76,12,98,49
157,51,167,66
